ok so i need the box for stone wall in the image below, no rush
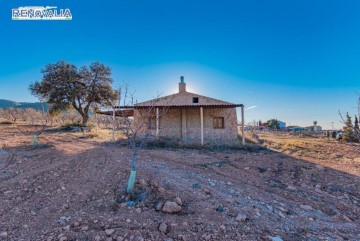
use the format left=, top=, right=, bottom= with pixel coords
left=133, top=107, right=238, bottom=143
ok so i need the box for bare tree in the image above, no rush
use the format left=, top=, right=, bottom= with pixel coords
left=5, top=108, right=18, bottom=123
left=110, top=84, right=172, bottom=193
left=338, top=110, right=359, bottom=142
left=31, top=100, right=51, bottom=145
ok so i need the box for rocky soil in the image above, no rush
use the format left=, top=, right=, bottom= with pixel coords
left=0, top=125, right=359, bottom=240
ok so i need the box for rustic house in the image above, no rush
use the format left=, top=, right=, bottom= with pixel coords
left=130, top=76, right=244, bottom=144
left=100, top=76, right=245, bottom=145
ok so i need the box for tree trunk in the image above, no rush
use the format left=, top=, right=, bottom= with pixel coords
left=82, top=114, right=89, bottom=125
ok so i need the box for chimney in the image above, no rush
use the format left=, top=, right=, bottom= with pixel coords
left=179, top=76, right=186, bottom=93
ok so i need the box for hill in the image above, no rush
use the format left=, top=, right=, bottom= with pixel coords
left=0, top=99, right=48, bottom=111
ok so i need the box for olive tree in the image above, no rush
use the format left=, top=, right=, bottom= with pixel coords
left=29, top=61, right=118, bottom=125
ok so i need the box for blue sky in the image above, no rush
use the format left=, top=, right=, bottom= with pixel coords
left=1, top=0, right=360, bottom=129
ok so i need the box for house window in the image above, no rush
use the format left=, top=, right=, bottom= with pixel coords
left=192, top=97, right=199, bottom=103
left=148, top=117, right=157, bottom=129
left=213, top=117, right=225, bottom=129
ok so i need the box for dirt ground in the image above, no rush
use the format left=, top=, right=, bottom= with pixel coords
left=0, top=124, right=359, bottom=241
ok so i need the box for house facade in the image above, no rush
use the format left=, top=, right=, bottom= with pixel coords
left=133, top=77, right=243, bottom=144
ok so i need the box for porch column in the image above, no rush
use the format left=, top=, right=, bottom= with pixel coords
left=156, top=107, right=159, bottom=137
left=241, top=105, right=245, bottom=145
left=181, top=109, right=187, bottom=140
left=200, top=107, right=204, bottom=145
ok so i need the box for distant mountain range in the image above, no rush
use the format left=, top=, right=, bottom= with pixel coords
left=0, top=99, right=49, bottom=111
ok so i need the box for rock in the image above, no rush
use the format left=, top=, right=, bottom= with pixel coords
left=343, top=215, right=353, bottom=222
left=175, top=197, right=182, bottom=206
left=139, top=179, right=146, bottom=186
left=192, top=182, right=200, bottom=189
left=204, top=234, right=212, bottom=240
left=126, top=201, right=136, bottom=207
left=315, top=184, right=322, bottom=193
left=235, top=213, right=247, bottom=222
left=266, top=205, right=274, bottom=212
left=56, top=216, right=71, bottom=224
left=300, top=204, right=313, bottom=211
left=162, top=201, right=182, bottom=213
left=135, top=235, right=144, bottom=241
left=216, top=206, right=224, bottom=213
left=81, top=225, right=89, bottom=231
left=126, top=219, right=131, bottom=223
left=310, top=227, right=317, bottom=232
left=287, top=185, right=297, bottom=190
left=62, top=225, right=70, bottom=231
left=278, top=211, right=286, bottom=219
left=59, top=236, right=67, bottom=241
left=0, top=232, right=8, bottom=238
left=116, top=237, right=124, bottom=241
left=159, top=222, right=168, bottom=234
left=105, top=229, right=115, bottom=236
left=277, top=206, right=288, bottom=213
left=265, top=236, right=283, bottom=241
left=315, top=165, right=325, bottom=171
left=94, top=235, right=101, bottom=241
left=155, top=201, right=164, bottom=211
left=220, top=224, right=226, bottom=231
left=204, top=189, right=211, bottom=194
left=73, top=222, right=80, bottom=227
left=158, top=187, right=166, bottom=193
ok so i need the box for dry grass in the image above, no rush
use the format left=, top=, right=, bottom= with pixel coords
left=254, top=131, right=360, bottom=176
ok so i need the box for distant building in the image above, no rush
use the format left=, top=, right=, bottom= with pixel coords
left=278, top=121, right=286, bottom=129
left=305, top=125, right=322, bottom=132
left=286, top=126, right=305, bottom=132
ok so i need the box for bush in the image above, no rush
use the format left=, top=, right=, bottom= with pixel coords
left=61, top=121, right=87, bottom=128
left=143, top=137, right=265, bottom=152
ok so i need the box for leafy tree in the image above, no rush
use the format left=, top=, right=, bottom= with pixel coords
left=29, top=61, right=118, bottom=125
left=265, top=119, right=280, bottom=129
left=343, top=112, right=354, bottom=142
